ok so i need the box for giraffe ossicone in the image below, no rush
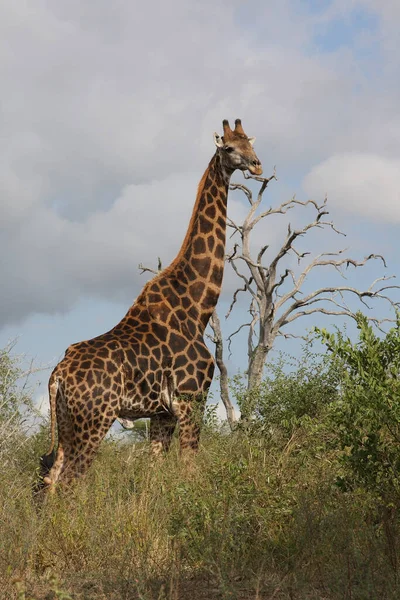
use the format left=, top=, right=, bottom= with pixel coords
left=39, top=119, right=262, bottom=492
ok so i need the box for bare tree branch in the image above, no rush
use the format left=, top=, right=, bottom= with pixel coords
left=220, top=170, right=400, bottom=393
left=229, top=183, right=253, bottom=205
left=275, top=253, right=391, bottom=313
left=225, top=279, right=253, bottom=320
left=248, top=297, right=259, bottom=361
left=138, top=257, right=163, bottom=276
left=227, top=322, right=252, bottom=357
left=208, top=311, right=237, bottom=429
left=229, top=258, right=258, bottom=303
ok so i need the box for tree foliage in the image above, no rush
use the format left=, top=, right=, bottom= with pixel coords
left=0, top=343, right=25, bottom=420
left=316, top=314, right=400, bottom=504
left=0, top=343, right=40, bottom=466
left=232, top=342, right=340, bottom=437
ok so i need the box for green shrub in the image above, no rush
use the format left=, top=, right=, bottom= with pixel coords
left=232, top=342, right=340, bottom=440
left=0, top=343, right=39, bottom=472
left=316, top=313, right=400, bottom=505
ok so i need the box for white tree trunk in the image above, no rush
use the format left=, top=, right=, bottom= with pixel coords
left=209, top=311, right=237, bottom=428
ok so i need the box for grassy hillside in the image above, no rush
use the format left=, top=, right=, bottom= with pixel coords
left=1, top=426, right=399, bottom=599
left=1, top=327, right=399, bottom=599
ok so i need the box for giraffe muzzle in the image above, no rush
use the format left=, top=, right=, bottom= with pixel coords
left=248, top=160, right=263, bottom=176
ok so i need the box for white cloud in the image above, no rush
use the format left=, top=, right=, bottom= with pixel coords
left=0, top=171, right=198, bottom=325
left=1, top=0, right=400, bottom=330
left=303, top=153, right=400, bottom=222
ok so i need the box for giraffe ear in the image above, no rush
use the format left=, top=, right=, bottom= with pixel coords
left=248, top=137, right=256, bottom=146
left=213, top=133, right=224, bottom=148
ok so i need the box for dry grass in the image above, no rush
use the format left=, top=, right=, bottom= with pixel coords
left=1, top=427, right=399, bottom=600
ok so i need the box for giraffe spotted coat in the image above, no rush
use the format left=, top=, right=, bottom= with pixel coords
left=40, top=119, right=262, bottom=491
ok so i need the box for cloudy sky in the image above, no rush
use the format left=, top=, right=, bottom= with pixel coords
left=1, top=0, right=400, bottom=413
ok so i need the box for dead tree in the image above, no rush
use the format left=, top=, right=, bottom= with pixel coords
left=208, top=311, right=237, bottom=428
left=222, top=171, right=400, bottom=394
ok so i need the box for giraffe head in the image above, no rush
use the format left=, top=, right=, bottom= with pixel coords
left=213, top=119, right=263, bottom=176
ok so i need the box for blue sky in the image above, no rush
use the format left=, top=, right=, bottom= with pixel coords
left=1, top=0, right=400, bottom=418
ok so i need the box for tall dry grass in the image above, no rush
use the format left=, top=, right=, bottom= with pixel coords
left=1, top=423, right=399, bottom=600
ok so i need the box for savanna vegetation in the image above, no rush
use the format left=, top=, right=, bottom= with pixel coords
left=1, top=314, right=399, bottom=599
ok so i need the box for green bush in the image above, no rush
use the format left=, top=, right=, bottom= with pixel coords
left=232, top=342, right=340, bottom=440
left=0, top=343, right=28, bottom=420
left=0, top=344, right=38, bottom=469
left=316, top=313, right=400, bottom=505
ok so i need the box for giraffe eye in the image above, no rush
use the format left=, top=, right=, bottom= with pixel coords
left=224, top=146, right=234, bottom=153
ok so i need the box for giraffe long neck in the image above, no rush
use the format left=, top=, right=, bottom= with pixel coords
left=141, top=152, right=231, bottom=332
left=169, top=153, right=230, bottom=328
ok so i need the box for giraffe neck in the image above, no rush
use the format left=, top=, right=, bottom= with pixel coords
left=140, top=152, right=231, bottom=332
left=168, top=152, right=230, bottom=328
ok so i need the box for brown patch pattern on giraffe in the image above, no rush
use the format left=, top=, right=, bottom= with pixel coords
left=39, top=119, right=262, bottom=492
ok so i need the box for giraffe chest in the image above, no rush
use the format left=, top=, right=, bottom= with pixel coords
left=119, top=363, right=167, bottom=417
left=118, top=333, right=214, bottom=418
left=57, top=308, right=214, bottom=422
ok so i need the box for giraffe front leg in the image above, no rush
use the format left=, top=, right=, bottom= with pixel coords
left=174, top=394, right=207, bottom=452
left=150, top=414, right=178, bottom=455
left=43, top=445, right=65, bottom=494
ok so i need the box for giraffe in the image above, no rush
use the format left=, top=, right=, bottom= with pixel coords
left=40, top=119, right=262, bottom=491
